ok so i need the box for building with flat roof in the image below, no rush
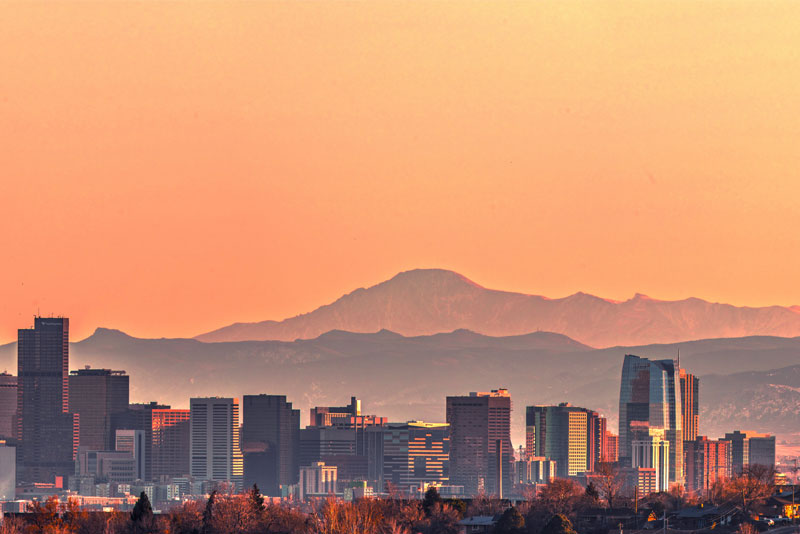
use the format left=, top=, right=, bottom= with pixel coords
left=151, top=409, right=190, bottom=481
left=680, top=369, right=699, bottom=442
left=685, top=436, right=732, bottom=494
left=69, top=368, right=129, bottom=452
left=190, top=397, right=243, bottom=490
left=447, top=389, right=512, bottom=497
left=526, top=403, right=596, bottom=478
left=17, top=317, right=78, bottom=483
left=241, top=395, right=298, bottom=496
left=115, top=429, right=146, bottom=481
left=724, top=431, right=775, bottom=473
left=367, top=421, right=450, bottom=493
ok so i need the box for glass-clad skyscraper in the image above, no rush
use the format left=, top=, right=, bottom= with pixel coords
left=619, top=354, right=683, bottom=486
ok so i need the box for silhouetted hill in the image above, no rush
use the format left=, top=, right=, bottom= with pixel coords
left=195, top=269, right=800, bottom=347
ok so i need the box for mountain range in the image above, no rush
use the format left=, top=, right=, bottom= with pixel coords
left=196, top=269, right=800, bottom=347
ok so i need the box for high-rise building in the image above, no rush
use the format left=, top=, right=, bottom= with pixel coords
left=680, top=369, right=699, bottom=442
left=619, top=354, right=684, bottom=485
left=604, top=431, right=619, bottom=463
left=526, top=403, right=592, bottom=478
left=190, top=398, right=243, bottom=490
left=446, top=389, right=512, bottom=497
left=16, top=317, right=78, bottom=483
left=151, top=409, right=190, bottom=481
left=587, top=411, right=607, bottom=472
left=724, top=431, right=775, bottom=473
left=69, top=368, right=129, bottom=451
left=685, top=436, right=732, bottom=494
left=112, top=401, right=170, bottom=481
left=241, top=395, right=299, bottom=496
left=368, top=421, right=450, bottom=493
left=115, top=429, right=146, bottom=481
left=0, top=373, right=17, bottom=440
left=631, top=427, right=670, bottom=493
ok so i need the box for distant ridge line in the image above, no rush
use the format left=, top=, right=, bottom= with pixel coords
left=193, top=268, right=800, bottom=347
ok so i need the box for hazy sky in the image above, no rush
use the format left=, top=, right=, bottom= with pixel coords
left=2, top=1, right=799, bottom=343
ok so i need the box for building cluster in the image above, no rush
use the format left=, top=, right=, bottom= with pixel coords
left=0, top=317, right=779, bottom=512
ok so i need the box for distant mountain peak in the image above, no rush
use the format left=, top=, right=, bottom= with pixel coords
left=195, top=268, right=800, bottom=347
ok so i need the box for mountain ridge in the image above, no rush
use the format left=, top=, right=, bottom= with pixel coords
left=195, top=268, right=800, bottom=347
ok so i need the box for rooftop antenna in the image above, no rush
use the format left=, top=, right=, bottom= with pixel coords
left=677, top=348, right=681, bottom=370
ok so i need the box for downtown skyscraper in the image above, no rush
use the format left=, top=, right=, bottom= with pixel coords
left=241, top=395, right=300, bottom=496
left=69, top=368, right=129, bottom=451
left=190, top=397, right=243, bottom=490
left=16, top=317, right=78, bottom=483
left=619, top=354, right=684, bottom=486
left=446, top=389, right=512, bottom=498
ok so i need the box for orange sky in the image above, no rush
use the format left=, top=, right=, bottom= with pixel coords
left=2, top=1, right=799, bottom=343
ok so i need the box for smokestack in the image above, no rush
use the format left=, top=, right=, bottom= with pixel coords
left=496, top=438, right=503, bottom=500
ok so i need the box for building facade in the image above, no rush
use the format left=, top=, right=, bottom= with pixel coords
left=17, top=317, right=78, bottom=483
left=684, top=436, right=732, bottom=494
left=151, top=409, right=190, bottom=481
left=446, top=389, right=512, bottom=497
left=298, top=462, right=337, bottom=500
left=526, top=403, right=594, bottom=478
left=190, top=397, right=243, bottom=490
left=69, top=368, right=129, bottom=452
left=115, top=429, right=146, bottom=481
left=0, top=373, right=17, bottom=441
left=680, top=369, right=699, bottom=442
left=631, top=428, right=670, bottom=493
left=241, top=395, right=299, bottom=496
left=372, top=421, right=450, bottom=493
left=619, top=354, right=684, bottom=485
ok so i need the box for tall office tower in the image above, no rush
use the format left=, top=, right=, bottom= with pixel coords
left=631, top=428, right=670, bottom=493
left=619, top=354, right=684, bottom=485
left=446, top=389, right=512, bottom=497
left=241, top=395, right=299, bottom=496
left=369, top=421, right=450, bottom=493
left=587, top=411, right=607, bottom=472
left=684, top=436, right=732, bottom=494
left=112, top=401, right=170, bottom=481
left=680, top=369, right=700, bottom=441
left=115, top=429, right=146, bottom=481
left=309, top=397, right=361, bottom=427
left=151, top=409, right=190, bottom=481
left=0, top=373, right=17, bottom=440
left=725, top=431, right=775, bottom=472
left=69, top=368, right=129, bottom=451
left=190, top=398, right=243, bottom=490
left=526, top=403, right=593, bottom=478
left=604, top=431, right=619, bottom=463
left=16, top=317, right=78, bottom=483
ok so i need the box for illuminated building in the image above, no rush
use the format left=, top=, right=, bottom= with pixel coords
left=151, top=409, right=190, bottom=480
left=190, top=397, right=243, bottom=490
left=619, top=354, right=684, bottom=485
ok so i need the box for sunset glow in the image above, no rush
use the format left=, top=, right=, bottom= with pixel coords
left=2, top=1, right=799, bottom=342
